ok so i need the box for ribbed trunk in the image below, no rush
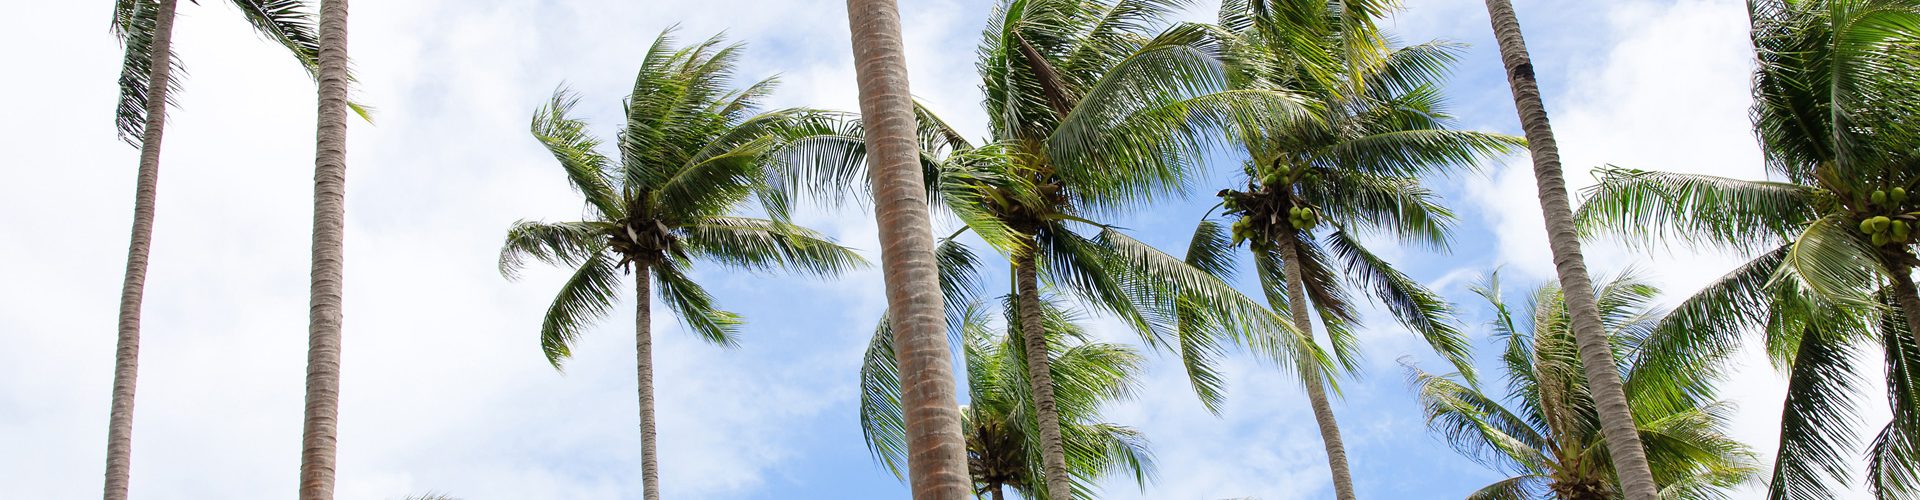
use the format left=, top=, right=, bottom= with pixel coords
left=103, top=1, right=178, bottom=498
left=1890, top=264, right=1920, bottom=354
left=1480, top=2, right=1658, bottom=498
left=989, top=483, right=1007, bottom=500
left=635, top=269, right=661, bottom=500
left=842, top=1, right=973, bottom=498
left=1273, top=235, right=1357, bottom=500
left=298, top=0, right=351, bottom=498
left=1013, top=246, right=1072, bottom=500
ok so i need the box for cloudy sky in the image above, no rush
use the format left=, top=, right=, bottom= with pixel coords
left=0, top=0, right=1888, bottom=498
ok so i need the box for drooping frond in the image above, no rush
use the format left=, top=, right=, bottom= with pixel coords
left=1324, top=228, right=1473, bottom=383
left=532, top=88, right=623, bottom=218
left=537, top=251, right=623, bottom=368
left=498, top=220, right=609, bottom=279
left=677, top=217, right=867, bottom=276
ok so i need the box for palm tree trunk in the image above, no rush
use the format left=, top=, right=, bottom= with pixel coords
left=635, top=269, right=661, bottom=500
left=1272, top=235, right=1357, bottom=500
left=299, top=0, right=351, bottom=498
left=1889, top=264, right=1920, bottom=354
left=1013, top=246, right=1073, bottom=500
left=843, top=1, right=973, bottom=498
left=104, top=1, right=178, bottom=498
left=1481, top=2, right=1658, bottom=498
left=989, top=483, right=1006, bottom=500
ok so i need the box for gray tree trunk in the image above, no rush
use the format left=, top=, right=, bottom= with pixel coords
left=299, top=0, right=351, bottom=497
left=104, top=1, right=179, bottom=498
left=1480, top=1, right=1658, bottom=498
left=842, top=1, right=973, bottom=498
left=1272, top=235, right=1357, bottom=500
left=636, top=269, right=660, bottom=500
left=1014, top=246, right=1073, bottom=500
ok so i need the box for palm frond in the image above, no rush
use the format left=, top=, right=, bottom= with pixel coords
left=537, top=251, right=623, bottom=368
left=1324, top=228, right=1473, bottom=383
left=650, top=259, right=742, bottom=346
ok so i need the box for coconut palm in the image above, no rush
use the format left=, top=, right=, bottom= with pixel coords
left=1478, top=1, right=1662, bottom=496
left=105, top=1, right=332, bottom=498
left=841, top=0, right=977, bottom=494
left=1188, top=3, right=1522, bottom=497
left=777, top=2, right=1309, bottom=497
left=862, top=294, right=1154, bottom=500
left=497, top=32, right=865, bottom=500
left=1574, top=1, right=1920, bottom=497
left=1409, top=272, right=1760, bottom=499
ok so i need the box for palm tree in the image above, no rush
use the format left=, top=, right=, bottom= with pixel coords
left=782, top=2, right=1307, bottom=497
left=841, top=0, right=977, bottom=495
left=1409, top=272, right=1760, bottom=499
left=1574, top=2, right=1920, bottom=496
left=1189, top=3, right=1522, bottom=498
left=1478, top=1, right=1661, bottom=497
left=497, top=32, right=865, bottom=500
left=104, top=2, right=332, bottom=498
left=862, top=296, right=1154, bottom=500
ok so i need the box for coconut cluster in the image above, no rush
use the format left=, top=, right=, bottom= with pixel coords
left=1859, top=187, right=1914, bottom=247
left=1219, top=163, right=1319, bottom=247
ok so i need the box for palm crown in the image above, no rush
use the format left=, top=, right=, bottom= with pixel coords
left=1409, top=272, right=1759, bottom=500
left=861, top=296, right=1153, bottom=500
left=499, top=31, right=866, bottom=365
left=1574, top=1, right=1920, bottom=496
left=1201, top=6, right=1523, bottom=379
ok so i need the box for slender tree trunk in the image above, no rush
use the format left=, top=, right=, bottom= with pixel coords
left=1889, top=263, right=1920, bottom=355
left=989, top=483, right=1006, bottom=500
left=1013, top=246, right=1073, bottom=500
left=103, top=1, right=178, bottom=498
left=1272, top=236, right=1358, bottom=500
left=635, top=269, right=661, bottom=500
left=299, top=0, right=351, bottom=498
left=843, top=1, right=972, bottom=498
left=1481, top=2, right=1657, bottom=498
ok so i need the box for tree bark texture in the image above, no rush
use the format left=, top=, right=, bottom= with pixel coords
left=842, top=1, right=973, bottom=498
left=1481, top=2, right=1659, bottom=497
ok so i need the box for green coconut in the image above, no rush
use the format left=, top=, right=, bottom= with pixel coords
left=1895, top=187, right=1909, bottom=204
left=1874, top=190, right=1889, bottom=206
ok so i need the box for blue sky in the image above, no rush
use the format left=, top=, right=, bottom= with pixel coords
left=0, top=0, right=1886, bottom=498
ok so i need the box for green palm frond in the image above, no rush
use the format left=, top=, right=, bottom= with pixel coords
left=1324, top=228, right=1473, bottom=383
left=677, top=217, right=867, bottom=276
left=536, top=251, right=623, bottom=367
left=1767, top=311, right=1872, bottom=500
left=112, top=0, right=185, bottom=144
left=1775, top=215, right=1886, bottom=308
left=1577, top=167, right=1818, bottom=252
left=532, top=89, right=624, bottom=218
left=650, top=258, right=742, bottom=347
left=1464, top=474, right=1546, bottom=500
left=498, top=220, right=608, bottom=279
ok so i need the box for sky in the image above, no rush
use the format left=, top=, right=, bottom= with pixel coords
left=0, top=0, right=1890, bottom=499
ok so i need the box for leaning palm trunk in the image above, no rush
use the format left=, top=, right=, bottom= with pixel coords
left=1013, top=246, right=1073, bottom=499
left=841, top=0, right=972, bottom=497
left=635, top=269, right=660, bottom=500
left=1272, top=235, right=1357, bottom=500
left=299, top=0, right=352, bottom=498
left=104, top=1, right=178, bottom=498
left=1480, top=1, right=1658, bottom=498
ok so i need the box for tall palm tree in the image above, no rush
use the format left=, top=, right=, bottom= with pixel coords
left=1409, top=272, right=1760, bottom=499
left=1575, top=2, right=1920, bottom=497
left=298, top=0, right=353, bottom=496
left=497, top=32, right=865, bottom=500
left=784, top=2, right=1308, bottom=497
left=104, top=2, right=332, bottom=498
left=862, top=296, right=1154, bottom=500
left=841, top=0, right=977, bottom=496
left=1479, top=1, right=1660, bottom=497
left=1188, top=3, right=1522, bottom=498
